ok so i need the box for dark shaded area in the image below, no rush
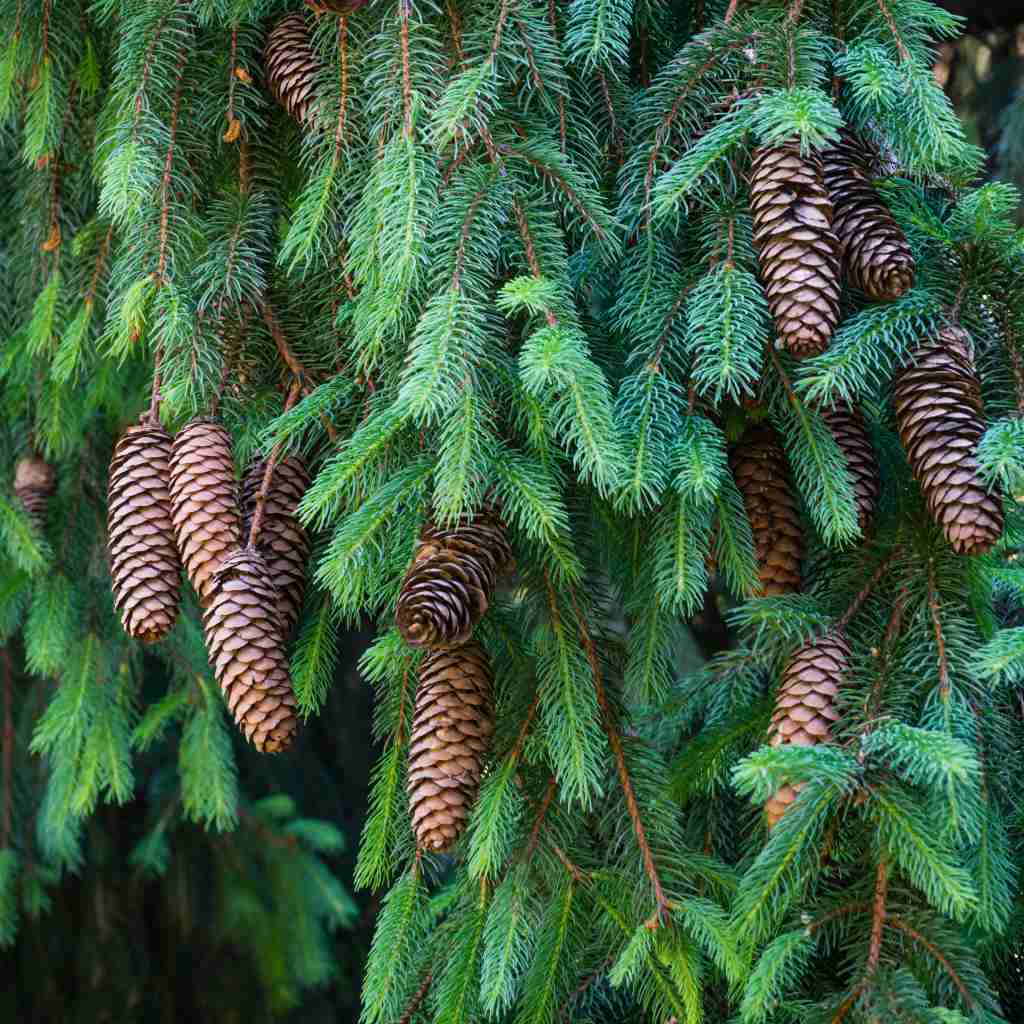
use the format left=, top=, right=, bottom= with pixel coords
left=0, top=627, right=378, bottom=1023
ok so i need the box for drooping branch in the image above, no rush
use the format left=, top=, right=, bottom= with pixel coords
left=560, top=581, right=671, bottom=926
left=246, top=378, right=301, bottom=548
left=926, top=559, right=950, bottom=700
left=866, top=856, right=888, bottom=976
left=1, top=648, right=13, bottom=850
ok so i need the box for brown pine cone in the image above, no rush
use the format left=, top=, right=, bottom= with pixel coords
left=107, top=418, right=182, bottom=643
left=203, top=547, right=298, bottom=753
left=821, top=130, right=915, bottom=302
left=893, top=325, right=1003, bottom=555
left=395, top=508, right=513, bottom=649
left=407, top=643, right=494, bottom=852
left=749, top=142, right=842, bottom=358
left=14, top=454, right=56, bottom=531
left=169, top=419, right=241, bottom=607
left=765, top=629, right=849, bottom=828
left=820, top=402, right=880, bottom=535
left=264, top=13, right=320, bottom=125
left=729, top=425, right=803, bottom=595
left=241, top=457, right=311, bottom=638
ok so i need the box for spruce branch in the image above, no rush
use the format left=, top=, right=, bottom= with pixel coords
left=927, top=559, right=950, bottom=701
left=836, top=549, right=901, bottom=631
left=866, top=856, right=888, bottom=977
left=398, top=971, right=432, bottom=1024
left=156, top=51, right=188, bottom=287
left=875, top=0, right=912, bottom=63
left=885, top=917, right=973, bottom=1008
left=247, top=379, right=302, bottom=548
left=562, top=581, right=670, bottom=927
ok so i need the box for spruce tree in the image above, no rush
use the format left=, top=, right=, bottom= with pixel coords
left=1, top=1, right=1024, bottom=1022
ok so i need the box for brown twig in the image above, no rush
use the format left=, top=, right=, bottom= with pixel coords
left=886, top=917, right=973, bottom=1008
left=865, top=584, right=908, bottom=725
left=247, top=378, right=301, bottom=548
left=866, top=856, right=888, bottom=976
left=400, top=0, right=414, bottom=138
left=557, top=579, right=670, bottom=927
left=84, top=226, right=114, bottom=308
left=546, top=0, right=566, bottom=152
left=525, top=775, right=558, bottom=860
left=875, top=0, right=911, bottom=62
left=513, top=200, right=558, bottom=328
left=398, top=971, right=433, bottom=1024
left=262, top=304, right=307, bottom=383
left=837, top=548, right=901, bottom=631
left=148, top=347, right=164, bottom=422
left=724, top=0, right=740, bottom=22
left=831, top=983, right=865, bottom=1024
left=926, top=559, right=950, bottom=700
left=156, top=52, right=188, bottom=286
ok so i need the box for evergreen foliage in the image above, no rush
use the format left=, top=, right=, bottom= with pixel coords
left=1, top=0, right=1023, bottom=1021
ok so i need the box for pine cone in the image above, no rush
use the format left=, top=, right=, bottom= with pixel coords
left=765, top=629, right=849, bottom=828
left=407, top=643, right=494, bottom=852
left=729, top=425, right=803, bottom=595
left=820, top=402, right=880, bottom=535
left=395, top=508, right=513, bottom=649
left=893, top=325, right=1003, bottom=555
left=241, top=458, right=311, bottom=638
left=203, top=547, right=298, bottom=753
left=750, top=143, right=842, bottom=358
left=821, top=130, right=915, bottom=301
left=264, top=13, right=320, bottom=125
left=14, top=454, right=55, bottom=531
left=107, top=418, right=181, bottom=643
left=169, top=419, right=241, bottom=607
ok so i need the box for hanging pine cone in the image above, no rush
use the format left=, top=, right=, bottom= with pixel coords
left=264, top=13, right=320, bottom=125
left=107, top=418, right=181, bottom=643
left=14, top=454, right=55, bottom=531
left=893, top=325, right=1003, bottom=555
left=749, top=142, right=842, bottom=358
left=407, top=643, right=494, bottom=852
left=821, top=130, right=915, bottom=302
left=729, top=425, right=804, bottom=595
left=820, top=402, right=880, bottom=535
left=203, top=547, right=298, bottom=753
left=765, top=629, right=849, bottom=828
left=395, top=507, right=513, bottom=649
left=169, top=419, right=241, bottom=607
left=241, top=457, right=310, bottom=638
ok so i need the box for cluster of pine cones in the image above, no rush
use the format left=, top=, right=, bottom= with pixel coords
left=395, top=508, right=513, bottom=853
left=742, top=133, right=1004, bottom=825
left=106, top=414, right=310, bottom=754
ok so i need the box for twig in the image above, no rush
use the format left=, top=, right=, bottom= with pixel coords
left=559, top=580, right=670, bottom=927
left=866, top=857, right=888, bottom=976
left=724, top=0, right=740, bottom=22
left=787, top=0, right=805, bottom=22
left=246, top=378, right=301, bottom=548
left=886, top=917, right=973, bottom=1008
left=926, top=559, right=950, bottom=700
left=157, top=50, right=188, bottom=286
left=262, top=304, right=307, bottom=384
left=875, top=0, right=911, bottom=62
left=831, top=983, right=865, bottom=1024
left=836, top=548, right=900, bottom=631
left=524, top=776, right=558, bottom=860
left=400, top=0, right=414, bottom=139
left=398, top=971, right=433, bottom=1024
left=513, top=200, right=558, bottom=328
left=148, top=346, right=164, bottom=422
